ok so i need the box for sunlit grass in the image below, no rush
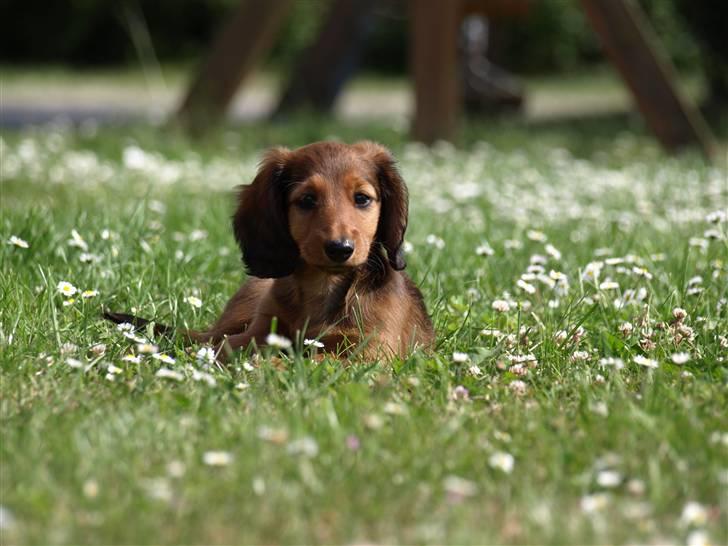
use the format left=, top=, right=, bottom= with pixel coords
left=1, top=122, right=726, bottom=545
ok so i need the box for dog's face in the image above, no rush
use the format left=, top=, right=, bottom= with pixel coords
left=234, top=141, right=408, bottom=278
left=286, top=155, right=381, bottom=271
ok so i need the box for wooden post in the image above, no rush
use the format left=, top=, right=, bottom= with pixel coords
left=410, top=0, right=462, bottom=143
left=273, top=0, right=377, bottom=117
left=176, top=0, right=292, bottom=133
left=580, top=0, right=714, bottom=157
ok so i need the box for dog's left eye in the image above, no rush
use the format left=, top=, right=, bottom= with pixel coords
left=354, top=193, right=372, bottom=207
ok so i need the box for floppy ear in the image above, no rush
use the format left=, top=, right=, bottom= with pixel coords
left=232, top=147, right=299, bottom=278
left=355, top=141, right=408, bottom=270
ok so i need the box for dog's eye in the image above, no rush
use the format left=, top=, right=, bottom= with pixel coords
left=297, top=194, right=317, bottom=210
left=354, top=193, right=372, bottom=208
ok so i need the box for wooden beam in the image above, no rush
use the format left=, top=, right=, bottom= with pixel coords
left=273, top=0, right=377, bottom=118
left=580, top=0, right=714, bottom=157
left=410, top=0, right=462, bottom=144
left=176, top=0, right=293, bottom=133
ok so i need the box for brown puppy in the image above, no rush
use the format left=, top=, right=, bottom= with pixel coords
left=106, top=141, right=434, bottom=360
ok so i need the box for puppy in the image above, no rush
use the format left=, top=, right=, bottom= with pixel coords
left=106, top=141, right=434, bottom=360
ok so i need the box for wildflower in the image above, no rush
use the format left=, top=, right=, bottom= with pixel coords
left=137, top=343, right=159, bottom=354
left=480, top=328, right=503, bottom=338
left=626, top=479, right=645, bottom=496
left=451, top=385, right=469, bottom=401
left=488, top=451, right=515, bottom=474
left=680, top=502, right=708, bottom=526
left=363, top=413, right=384, bottom=430
left=8, top=235, right=29, bottom=248
left=402, top=241, right=414, bottom=254
left=582, top=261, right=603, bottom=283
left=62, top=299, right=75, bottom=307
left=122, top=354, right=141, bottom=364
left=152, top=353, right=176, bottom=365
left=107, top=364, right=122, bottom=374
left=303, top=338, right=325, bottom=348
left=672, top=307, right=688, bottom=321
left=545, top=243, right=561, bottom=260
left=706, top=209, right=727, bottom=224
left=598, top=357, right=625, bottom=370
left=57, top=281, right=77, bottom=297
left=570, top=350, right=590, bottom=362
left=526, top=230, right=547, bottom=242
left=508, top=380, right=527, bottom=396
left=202, top=451, right=233, bottom=466
left=631, top=266, right=653, bottom=279
left=681, top=370, right=694, bottom=379
left=687, top=530, right=711, bottom=546
left=504, top=239, right=523, bottom=250
left=78, top=253, right=100, bottom=263
left=580, top=493, right=609, bottom=514
left=287, top=437, right=319, bottom=457
left=491, top=300, right=511, bottom=313
left=61, top=342, right=78, bottom=355
left=191, top=369, right=216, bottom=387
left=425, top=234, right=445, bottom=249
left=116, top=322, right=134, bottom=332
left=184, top=295, right=202, bottom=308
left=633, top=355, right=658, bottom=369
left=599, top=280, right=619, bottom=290
left=452, top=352, right=469, bottom=363
left=468, top=364, right=482, bottom=376
left=554, top=330, right=568, bottom=344
left=596, top=470, right=622, bottom=488
left=89, top=343, right=106, bottom=356
left=81, top=289, right=99, bottom=298
left=258, top=426, right=289, bottom=444
left=189, top=229, right=208, bottom=241
left=67, top=229, right=88, bottom=251
left=475, top=242, right=494, bottom=256
left=155, top=367, right=183, bottom=381
left=689, top=237, right=709, bottom=251
left=671, top=352, right=690, bottom=365
left=516, top=279, right=536, bottom=294
left=265, top=333, right=292, bottom=349
left=196, top=347, right=216, bottom=365
left=619, top=322, right=633, bottom=337
left=66, top=358, right=83, bottom=369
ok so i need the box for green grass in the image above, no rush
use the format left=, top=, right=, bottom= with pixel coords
left=1, top=120, right=726, bottom=545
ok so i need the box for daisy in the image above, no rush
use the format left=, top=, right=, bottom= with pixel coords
left=671, top=352, right=691, bottom=364
left=192, top=369, right=217, bottom=387
left=599, top=280, right=620, bottom=290
left=81, top=289, right=99, bottom=298
left=155, top=367, right=183, bottom=381
left=202, top=451, right=233, bottom=466
left=57, top=281, right=77, bottom=297
left=303, top=338, right=325, bottom=348
left=7, top=235, right=29, bottom=249
left=152, top=353, right=176, bottom=365
left=121, top=354, right=142, bottom=364
left=265, top=333, right=292, bottom=349
left=137, top=343, right=159, bottom=354
left=633, top=355, right=658, bottom=369
left=598, top=357, right=625, bottom=370
left=475, top=242, right=494, bottom=256
left=488, top=451, right=515, bottom=474
left=184, top=296, right=202, bottom=309
left=491, top=299, right=510, bottom=312
left=516, top=279, right=536, bottom=294
left=196, top=347, right=216, bottom=365
left=452, top=352, right=469, bottom=363
left=67, top=229, right=88, bottom=251
left=596, top=470, right=622, bottom=488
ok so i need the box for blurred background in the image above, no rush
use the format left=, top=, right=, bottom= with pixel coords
left=0, top=0, right=726, bottom=150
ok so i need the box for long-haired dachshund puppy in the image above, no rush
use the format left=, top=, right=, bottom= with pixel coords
left=106, top=141, right=434, bottom=360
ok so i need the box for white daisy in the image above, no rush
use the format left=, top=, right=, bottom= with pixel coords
left=265, top=333, right=292, bottom=349
left=8, top=235, right=29, bottom=249
left=57, top=281, right=77, bottom=297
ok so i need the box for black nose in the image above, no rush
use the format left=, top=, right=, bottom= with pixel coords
left=324, top=239, right=355, bottom=263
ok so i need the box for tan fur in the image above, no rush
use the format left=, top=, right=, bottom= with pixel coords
left=107, top=141, right=434, bottom=361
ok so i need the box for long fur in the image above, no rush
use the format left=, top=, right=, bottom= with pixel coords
left=105, top=141, right=434, bottom=361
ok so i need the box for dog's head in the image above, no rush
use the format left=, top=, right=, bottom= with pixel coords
left=233, top=141, right=408, bottom=279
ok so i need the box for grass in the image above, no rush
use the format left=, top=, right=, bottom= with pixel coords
left=1, top=118, right=727, bottom=545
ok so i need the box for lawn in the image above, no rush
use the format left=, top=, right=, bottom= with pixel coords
left=1, top=118, right=726, bottom=545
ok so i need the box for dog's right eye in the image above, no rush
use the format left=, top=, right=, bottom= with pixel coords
left=296, top=194, right=317, bottom=210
